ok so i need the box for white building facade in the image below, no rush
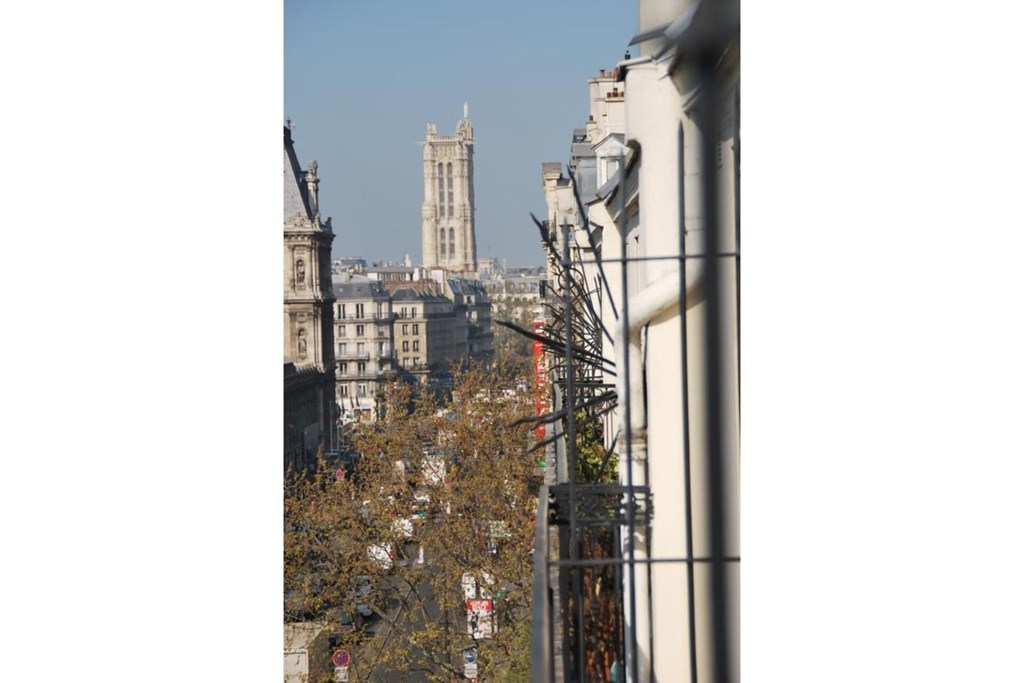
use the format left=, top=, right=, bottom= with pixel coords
left=532, top=1, right=740, bottom=680
left=333, top=274, right=396, bottom=422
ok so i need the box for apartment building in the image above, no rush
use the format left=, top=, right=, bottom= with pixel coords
left=532, top=1, right=740, bottom=680
left=333, top=274, right=396, bottom=422
left=388, top=284, right=458, bottom=382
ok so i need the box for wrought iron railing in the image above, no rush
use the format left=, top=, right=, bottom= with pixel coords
left=530, top=2, right=739, bottom=681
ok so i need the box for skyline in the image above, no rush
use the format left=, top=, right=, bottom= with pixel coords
left=284, top=0, right=637, bottom=267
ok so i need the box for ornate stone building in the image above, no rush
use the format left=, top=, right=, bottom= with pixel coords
left=421, top=104, right=477, bottom=273
left=284, top=125, right=336, bottom=459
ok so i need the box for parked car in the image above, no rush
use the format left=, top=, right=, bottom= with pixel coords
left=367, top=543, right=394, bottom=571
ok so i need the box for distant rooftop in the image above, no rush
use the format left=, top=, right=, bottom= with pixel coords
left=334, top=274, right=390, bottom=300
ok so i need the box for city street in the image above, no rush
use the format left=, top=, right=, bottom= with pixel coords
left=352, top=567, right=455, bottom=683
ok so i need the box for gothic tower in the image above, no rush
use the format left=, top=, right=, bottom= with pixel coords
left=421, top=104, right=477, bottom=273
left=283, top=125, right=336, bottom=448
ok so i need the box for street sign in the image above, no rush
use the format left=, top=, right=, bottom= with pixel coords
left=463, top=648, right=477, bottom=664
left=466, top=599, right=493, bottom=612
left=334, top=667, right=349, bottom=682
left=466, top=599, right=494, bottom=639
left=464, top=661, right=478, bottom=678
left=332, top=649, right=350, bottom=668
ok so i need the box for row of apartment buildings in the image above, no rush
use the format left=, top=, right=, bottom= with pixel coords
left=332, top=272, right=494, bottom=421
left=533, top=0, right=740, bottom=681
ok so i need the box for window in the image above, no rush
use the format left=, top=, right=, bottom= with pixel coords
left=340, top=362, right=348, bottom=376
left=356, top=325, right=364, bottom=336
left=413, top=357, right=420, bottom=367
left=604, top=158, right=620, bottom=183
left=413, top=324, right=419, bottom=335
left=338, top=325, right=345, bottom=337
left=401, top=307, right=407, bottom=318
left=411, top=307, right=417, bottom=317
left=438, top=163, right=445, bottom=216
left=402, top=324, right=408, bottom=335
left=402, top=341, right=409, bottom=352
left=378, top=342, right=385, bottom=355
left=439, top=229, right=446, bottom=259
left=340, top=304, right=346, bottom=320
left=449, top=228, right=455, bottom=257
left=378, top=326, right=387, bottom=337
left=358, top=383, right=367, bottom=397
left=356, top=342, right=365, bottom=356
left=339, top=343, right=348, bottom=356
left=356, top=303, right=364, bottom=318
left=340, top=384, right=349, bottom=397
left=413, top=340, right=419, bottom=352
left=446, top=163, right=454, bottom=217
left=357, top=361, right=366, bottom=375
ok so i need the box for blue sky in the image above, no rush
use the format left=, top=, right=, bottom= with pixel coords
left=285, top=0, right=637, bottom=267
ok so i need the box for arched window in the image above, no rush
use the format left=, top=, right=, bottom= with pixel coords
left=439, top=228, right=446, bottom=260
left=437, top=163, right=445, bottom=216
left=449, top=228, right=455, bottom=257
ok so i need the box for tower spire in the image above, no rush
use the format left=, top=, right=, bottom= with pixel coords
left=463, top=101, right=469, bottom=119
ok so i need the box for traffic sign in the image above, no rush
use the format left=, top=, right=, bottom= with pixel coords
left=463, top=648, right=477, bottom=664
left=332, top=649, right=350, bottom=667
left=466, top=599, right=492, bottom=612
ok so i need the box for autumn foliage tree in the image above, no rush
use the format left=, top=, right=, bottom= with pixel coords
left=285, top=358, right=541, bottom=682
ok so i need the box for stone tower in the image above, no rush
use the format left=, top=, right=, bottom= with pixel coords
left=283, top=125, right=336, bottom=445
left=421, top=103, right=477, bottom=273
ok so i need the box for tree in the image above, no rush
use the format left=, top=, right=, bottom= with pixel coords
left=491, top=296, right=535, bottom=378
left=285, top=358, right=542, bottom=682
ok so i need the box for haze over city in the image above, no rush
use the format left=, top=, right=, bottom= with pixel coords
left=284, top=0, right=636, bottom=267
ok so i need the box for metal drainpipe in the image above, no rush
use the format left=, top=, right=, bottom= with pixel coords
left=696, top=50, right=733, bottom=683
left=612, top=193, right=706, bottom=683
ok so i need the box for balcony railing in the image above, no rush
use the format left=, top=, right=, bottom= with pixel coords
left=336, top=312, right=396, bottom=322
left=336, top=352, right=371, bottom=361
left=338, top=371, right=384, bottom=380
left=532, top=484, right=651, bottom=683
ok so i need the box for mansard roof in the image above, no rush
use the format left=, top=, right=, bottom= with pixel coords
left=283, top=126, right=312, bottom=223
left=333, top=273, right=391, bottom=300
left=389, top=283, right=450, bottom=303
